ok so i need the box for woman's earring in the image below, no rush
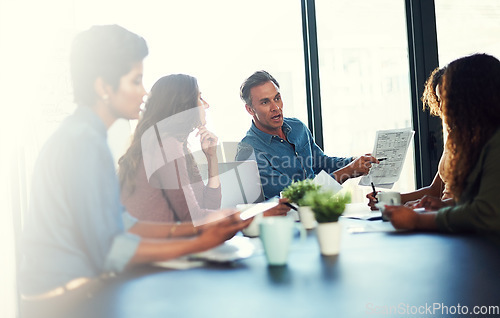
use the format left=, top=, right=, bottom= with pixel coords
left=102, top=94, right=109, bottom=104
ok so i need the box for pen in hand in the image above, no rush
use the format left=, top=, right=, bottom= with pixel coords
left=269, top=195, right=299, bottom=211
left=270, top=196, right=298, bottom=211
left=283, top=202, right=298, bottom=211
left=371, top=182, right=378, bottom=203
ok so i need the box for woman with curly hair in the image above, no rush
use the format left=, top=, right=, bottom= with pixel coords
left=367, top=66, right=451, bottom=209
left=384, top=53, right=500, bottom=245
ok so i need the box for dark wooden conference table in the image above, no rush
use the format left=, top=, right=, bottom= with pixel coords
left=74, top=218, right=500, bottom=318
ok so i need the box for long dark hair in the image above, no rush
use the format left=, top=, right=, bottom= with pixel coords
left=70, top=24, right=148, bottom=107
left=118, top=74, right=200, bottom=192
left=441, top=53, right=500, bottom=199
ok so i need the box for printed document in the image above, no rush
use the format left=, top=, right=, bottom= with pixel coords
left=359, top=128, right=414, bottom=188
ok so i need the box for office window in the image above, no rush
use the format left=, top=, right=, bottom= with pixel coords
left=8, top=0, right=307, bottom=165
left=435, top=0, right=500, bottom=65
left=133, top=0, right=307, bottom=146
left=72, top=0, right=307, bottom=157
left=73, top=0, right=308, bottom=165
left=315, top=0, right=415, bottom=202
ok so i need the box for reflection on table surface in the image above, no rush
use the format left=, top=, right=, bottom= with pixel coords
left=75, top=218, right=500, bottom=318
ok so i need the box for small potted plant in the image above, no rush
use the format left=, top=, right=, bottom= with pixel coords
left=281, top=179, right=321, bottom=229
left=302, top=190, right=351, bottom=255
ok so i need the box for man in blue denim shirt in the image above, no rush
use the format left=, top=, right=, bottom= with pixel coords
left=235, top=71, right=377, bottom=199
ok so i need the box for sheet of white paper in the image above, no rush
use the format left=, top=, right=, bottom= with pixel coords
left=346, top=222, right=399, bottom=234
left=359, top=128, right=414, bottom=187
left=341, top=203, right=382, bottom=220
left=313, top=170, right=343, bottom=194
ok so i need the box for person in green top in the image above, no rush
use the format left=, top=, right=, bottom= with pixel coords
left=384, top=53, right=500, bottom=245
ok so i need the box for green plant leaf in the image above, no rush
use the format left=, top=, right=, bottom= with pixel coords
left=281, top=179, right=322, bottom=206
left=302, top=190, right=351, bottom=223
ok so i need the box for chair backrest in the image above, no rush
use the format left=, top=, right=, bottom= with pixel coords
left=220, top=141, right=240, bottom=162
left=190, top=141, right=241, bottom=164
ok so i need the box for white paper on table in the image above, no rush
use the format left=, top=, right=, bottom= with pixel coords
left=359, top=128, right=414, bottom=187
left=341, top=203, right=381, bottom=220
left=346, top=222, right=399, bottom=234
left=313, top=170, right=343, bottom=194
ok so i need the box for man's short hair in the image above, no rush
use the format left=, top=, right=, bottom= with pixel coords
left=70, top=24, right=149, bottom=106
left=240, top=70, right=280, bottom=106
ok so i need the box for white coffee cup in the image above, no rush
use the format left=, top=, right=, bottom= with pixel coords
left=376, top=191, right=401, bottom=221
left=259, top=216, right=305, bottom=266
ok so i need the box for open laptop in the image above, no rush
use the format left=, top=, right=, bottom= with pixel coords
left=197, top=160, right=265, bottom=209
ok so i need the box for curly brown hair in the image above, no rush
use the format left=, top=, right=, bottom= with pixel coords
left=441, top=53, right=500, bottom=200
left=421, top=66, right=446, bottom=117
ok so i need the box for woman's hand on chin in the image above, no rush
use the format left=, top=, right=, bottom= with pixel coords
left=197, top=125, right=218, bottom=158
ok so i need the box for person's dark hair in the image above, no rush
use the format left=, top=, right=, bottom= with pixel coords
left=441, top=53, right=500, bottom=199
left=422, top=66, right=447, bottom=117
left=240, top=70, right=280, bottom=106
left=118, top=74, right=200, bottom=193
left=70, top=24, right=148, bottom=106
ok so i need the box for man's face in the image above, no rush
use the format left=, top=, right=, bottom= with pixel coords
left=245, top=81, right=284, bottom=134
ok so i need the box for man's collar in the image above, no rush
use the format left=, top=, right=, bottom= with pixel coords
left=249, top=119, right=291, bottom=145
left=282, top=120, right=292, bottom=136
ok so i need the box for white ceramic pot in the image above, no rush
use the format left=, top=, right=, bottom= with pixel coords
left=316, top=222, right=341, bottom=255
left=298, top=206, right=317, bottom=230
